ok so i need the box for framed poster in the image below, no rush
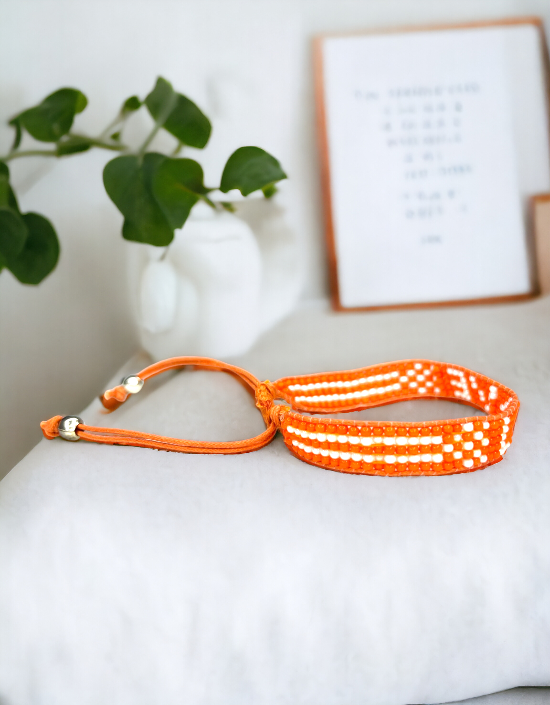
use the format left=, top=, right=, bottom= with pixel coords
left=314, top=18, right=550, bottom=311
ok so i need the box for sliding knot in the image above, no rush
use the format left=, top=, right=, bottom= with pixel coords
left=255, top=380, right=278, bottom=425
left=40, top=415, right=63, bottom=440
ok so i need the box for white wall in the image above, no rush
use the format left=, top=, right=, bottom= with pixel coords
left=1, top=0, right=549, bottom=478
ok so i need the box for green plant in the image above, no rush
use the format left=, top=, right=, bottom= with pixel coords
left=0, top=77, right=287, bottom=285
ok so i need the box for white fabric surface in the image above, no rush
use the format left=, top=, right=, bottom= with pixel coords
left=1, top=296, right=550, bottom=705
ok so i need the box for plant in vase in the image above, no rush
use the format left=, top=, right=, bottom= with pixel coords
left=0, top=77, right=291, bottom=358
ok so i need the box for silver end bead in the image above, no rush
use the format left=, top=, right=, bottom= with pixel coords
left=121, top=375, right=144, bottom=395
left=58, top=416, right=83, bottom=442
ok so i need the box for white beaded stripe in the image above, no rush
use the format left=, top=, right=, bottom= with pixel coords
left=287, top=367, right=511, bottom=413
left=287, top=427, right=447, bottom=444
left=293, top=383, right=401, bottom=404
left=287, top=367, right=512, bottom=419
left=285, top=426, right=495, bottom=448
left=287, top=365, right=438, bottom=395
left=291, top=440, right=488, bottom=468
left=287, top=371, right=400, bottom=392
left=292, top=388, right=510, bottom=409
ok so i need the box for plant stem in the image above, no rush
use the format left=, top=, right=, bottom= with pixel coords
left=91, top=141, right=126, bottom=152
left=1, top=149, right=57, bottom=161
left=137, top=122, right=163, bottom=157
left=70, top=134, right=127, bottom=152
left=98, top=112, right=125, bottom=141
left=171, top=141, right=183, bottom=156
left=0, top=136, right=127, bottom=163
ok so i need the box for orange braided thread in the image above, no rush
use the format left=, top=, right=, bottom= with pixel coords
left=40, top=357, right=519, bottom=477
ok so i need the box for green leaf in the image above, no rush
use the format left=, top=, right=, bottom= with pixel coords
left=0, top=162, right=12, bottom=209
left=220, top=201, right=236, bottom=213
left=103, top=154, right=174, bottom=247
left=0, top=209, right=28, bottom=259
left=220, top=146, right=287, bottom=196
left=141, top=151, right=167, bottom=186
left=0, top=161, right=21, bottom=213
left=8, top=117, right=22, bottom=151
left=6, top=212, right=59, bottom=284
left=145, top=77, right=177, bottom=126
left=122, top=95, right=142, bottom=113
left=152, top=158, right=210, bottom=229
left=145, top=77, right=211, bottom=149
left=56, top=135, right=93, bottom=156
left=110, top=131, right=121, bottom=141
left=15, top=88, right=88, bottom=142
left=74, top=92, right=87, bottom=114
left=164, top=94, right=211, bottom=149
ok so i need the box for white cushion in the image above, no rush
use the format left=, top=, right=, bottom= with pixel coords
left=1, top=297, right=550, bottom=705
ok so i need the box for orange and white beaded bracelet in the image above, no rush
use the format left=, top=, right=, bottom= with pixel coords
left=40, top=357, right=519, bottom=477
left=276, top=359, right=518, bottom=476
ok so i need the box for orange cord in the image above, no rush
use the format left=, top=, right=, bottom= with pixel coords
left=40, top=357, right=519, bottom=477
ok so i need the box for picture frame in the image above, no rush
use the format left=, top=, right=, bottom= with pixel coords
left=314, top=17, right=550, bottom=311
left=531, top=192, right=550, bottom=294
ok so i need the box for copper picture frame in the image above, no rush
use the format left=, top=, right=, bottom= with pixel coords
left=314, top=17, right=550, bottom=312
left=531, top=192, right=550, bottom=294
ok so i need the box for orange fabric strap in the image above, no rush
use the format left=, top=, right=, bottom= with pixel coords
left=41, top=357, right=520, bottom=477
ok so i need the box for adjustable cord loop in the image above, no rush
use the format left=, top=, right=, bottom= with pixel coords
left=42, top=356, right=284, bottom=456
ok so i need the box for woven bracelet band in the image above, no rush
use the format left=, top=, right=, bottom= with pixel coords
left=40, top=357, right=519, bottom=477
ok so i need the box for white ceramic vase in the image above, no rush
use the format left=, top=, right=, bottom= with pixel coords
left=127, top=199, right=301, bottom=361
